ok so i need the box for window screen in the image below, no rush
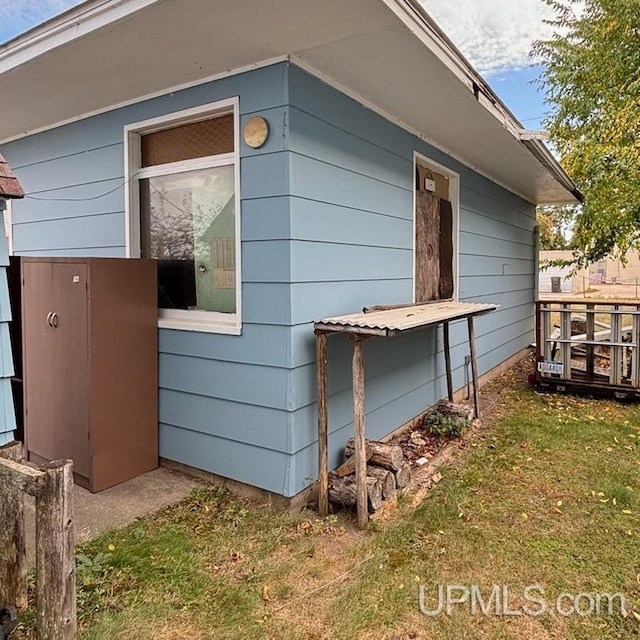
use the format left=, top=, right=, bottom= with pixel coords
left=141, top=114, right=234, bottom=167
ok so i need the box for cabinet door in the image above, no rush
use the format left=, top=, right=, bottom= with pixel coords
left=51, top=262, right=90, bottom=477
left=24, top=262, right=90, bottom=478
left=23, top=261, right=56, bottom=462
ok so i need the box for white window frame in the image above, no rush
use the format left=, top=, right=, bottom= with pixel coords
left=124, top=98, right=242, bottom=335
left=412, top=151, right=460, bottom=302
left=3, top=199, right=13, bottom=255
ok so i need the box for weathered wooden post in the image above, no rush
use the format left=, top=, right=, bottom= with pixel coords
left=467, top=316, right=480, bottom=419
left=36, top=460, right=76, bottom=640
left=0, top=442, right=27, bottom=610
left=316, top=331, right=329, bottom=517
left=351, top=335, right=368, bottom=529
left=443, top=321, right=453, bottom=402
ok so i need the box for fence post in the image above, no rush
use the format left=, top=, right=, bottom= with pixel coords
left=0, top=442, right=27, bottom=610
left=36, top=460, right=76, bottom=640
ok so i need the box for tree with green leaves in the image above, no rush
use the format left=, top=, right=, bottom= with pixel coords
left=534, top=0, right=640, bottom=267
left=536, top=204, right=575, bottom=250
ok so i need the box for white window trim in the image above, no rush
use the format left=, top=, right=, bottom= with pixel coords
left=3, top=199, right=13, bottom=255
left=124, top=98, right=242, bottom=335
left=412, top=151, right=460, bottom=302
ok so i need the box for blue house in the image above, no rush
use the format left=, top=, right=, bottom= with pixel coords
left=0, top=0, right=579, bottom=501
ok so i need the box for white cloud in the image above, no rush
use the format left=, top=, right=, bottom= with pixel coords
left=0, top=0, right=80, bottom=41
left=420, top=0, right=556, bottom=76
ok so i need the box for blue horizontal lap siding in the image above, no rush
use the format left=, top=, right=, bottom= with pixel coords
left=1, top=62, right=298, bottom=496
left=160, top=424, right=293, bottom=494
left=0, top=231, right=14, bottom=446
left=290, top=197, right=412, bottom=247
left=1, top=60, right=538, bottom=497
left=13, top=212, right=125, bottom=253
left=286, top=66, right=536, bottom=496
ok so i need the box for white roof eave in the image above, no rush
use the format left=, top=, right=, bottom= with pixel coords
left=0, top=0, right=580, bottom=205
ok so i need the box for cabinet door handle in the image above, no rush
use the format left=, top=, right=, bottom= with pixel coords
left=50, top=312, right=58, bottom=328
left=46, top=312, right=54, bottom=327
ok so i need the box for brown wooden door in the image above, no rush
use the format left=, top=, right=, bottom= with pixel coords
left=24, top=261, right=90, bottom=478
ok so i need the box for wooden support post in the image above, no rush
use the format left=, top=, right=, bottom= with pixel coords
left=316, top=331, right=329, bottom=517
left=535, top=301, right=542, bottom=362
left=36, top=460, right=76, bottom=640
left=443, top=321, right=453, bottom=402
left=0, top=442, right=27, bottom=610
left=351, top=335, right=368, bottom=529
left=467, top=316, right=480, bottom=419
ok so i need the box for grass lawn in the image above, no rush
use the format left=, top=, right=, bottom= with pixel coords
left=14, top=367, right=640, bottom=639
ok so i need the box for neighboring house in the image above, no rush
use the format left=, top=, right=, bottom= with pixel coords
left=0, top=154, right=24, bottom=446
left=0, top=0, right=580, bottom=500
left=539, top=250, right=588, bottom=294
left=591, top=252, right=640, bottom=284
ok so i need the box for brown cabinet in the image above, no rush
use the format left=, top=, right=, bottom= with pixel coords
left=22, top=257, right=158, bottom=492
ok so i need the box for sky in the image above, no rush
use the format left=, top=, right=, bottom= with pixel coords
left=420, top=0, right=557, bottom=131
left=0, top=0, right=553, bottom=130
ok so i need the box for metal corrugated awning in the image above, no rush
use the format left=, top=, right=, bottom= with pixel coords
left=315, top=301, right=498, bottom=337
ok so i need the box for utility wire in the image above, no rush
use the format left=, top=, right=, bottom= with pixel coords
left=23, top=172, right=139, bottom=202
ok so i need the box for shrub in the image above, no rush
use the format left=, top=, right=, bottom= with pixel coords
left=426, top=411, right=469, bottom=438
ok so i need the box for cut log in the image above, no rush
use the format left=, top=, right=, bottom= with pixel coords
left=366, top=466, right=396, bottom=501
left=345, top=438, right=404, bottom=472
left=328, top=473, right=383, bottom=513
left=394, top=464, right=412, bottom=489
left=434, top=400, right=473, bottom=421
left=334, top=447, right=373, bottom=478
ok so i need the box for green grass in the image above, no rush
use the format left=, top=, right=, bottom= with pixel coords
left=12, top=380, right=640, bottom=639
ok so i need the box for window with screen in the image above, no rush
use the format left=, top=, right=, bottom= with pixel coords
left=127, top=101, right=240, bottom=334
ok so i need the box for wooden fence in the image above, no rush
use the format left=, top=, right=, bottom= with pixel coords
left=0, top=442, right=76, bottom=639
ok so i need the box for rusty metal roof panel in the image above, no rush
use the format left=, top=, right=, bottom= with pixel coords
left=315, top=301, right=498, bottom=336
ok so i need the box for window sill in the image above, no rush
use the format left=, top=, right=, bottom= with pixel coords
left=157, top=316, right=242, bottom=335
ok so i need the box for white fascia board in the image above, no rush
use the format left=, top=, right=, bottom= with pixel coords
left=0, top=0, right=157, bottom=74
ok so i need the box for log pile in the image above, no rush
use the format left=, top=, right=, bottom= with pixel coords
left=327, top=438, right=412, bottom=513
